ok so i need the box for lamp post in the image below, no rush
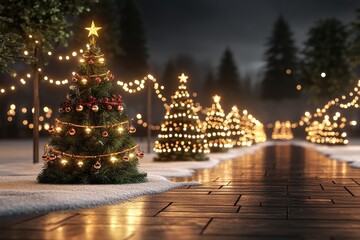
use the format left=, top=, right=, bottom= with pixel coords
left=33, top=43, right=40, bottom=163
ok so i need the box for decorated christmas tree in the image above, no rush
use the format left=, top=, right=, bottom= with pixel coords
left=272, top=121, right=293, bottom=140
left=204, top=95, right=233, bottom=152
left=252, top=119, right=267, bottom=143
left=225, top=105, right=245, bottom=147
left=238, top=109, right=255, bottom=146
left=154, top=73, right=209, bottom=161
left=306, top=113, right=348, bottom=145
left=37, top=21, right=147, bottom=184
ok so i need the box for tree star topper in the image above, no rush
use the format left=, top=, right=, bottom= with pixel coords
left=178, top=73, right=188, bottom=83
left=85, top=21, right=102, bottom=37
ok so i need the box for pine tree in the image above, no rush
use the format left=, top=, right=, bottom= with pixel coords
left=350, top=8, right=360, bottom=69
left=261, top=16, right=299, bottom=100
left=253, top=121, right=267, bottom=144
left=154, top=73, right=209, bottom=161
left=225, top=106, right=245, bottom=147
left=301, top=18, right=351, bottom=100
left=204, top=70, right=216, bottom=106
left=37, top=22, right=147, bottom=184
left=217, top=48, right=241, bottom=111
left=160, top=59, right=178, bottom=100
left=204, top=95, right=233, bottom=152
left=118, top=0, right=148, bottom=80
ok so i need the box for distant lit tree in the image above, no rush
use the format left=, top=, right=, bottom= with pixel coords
left=301, top=18, right=351, bottom=100
left=261, top=16, right=299, bottom=100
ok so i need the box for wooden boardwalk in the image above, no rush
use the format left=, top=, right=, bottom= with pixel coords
left=1, top=144, right=360, bottom=239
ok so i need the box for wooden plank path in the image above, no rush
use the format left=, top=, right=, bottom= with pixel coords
left=1, top=144, right=360, bottom=239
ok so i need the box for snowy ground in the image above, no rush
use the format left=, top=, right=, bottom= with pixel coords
left=0, top=138, right=269, bottom=217
left=291, top=139, right=360, bottom=168
left=2, top=138, right=359, bottom=217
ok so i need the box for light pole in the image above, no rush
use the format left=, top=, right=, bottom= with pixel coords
left=33, top=43, right=40, bottom=163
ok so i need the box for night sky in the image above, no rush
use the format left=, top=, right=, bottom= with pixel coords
left=130, top=0, right=360, bottom=79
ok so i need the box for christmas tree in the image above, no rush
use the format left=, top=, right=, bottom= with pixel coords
left=238, top=110, right=255, bottom=147
left=154, top=73, right=209, bottom=161
left=306, top=113, right=348, bottom=145
left=37, top=21, right=147, bottom=184
left=204, top=95, right=233, bottom=152
left=225, top=105, right=245, bottom=147
left=272, top=121, right=293, bottom=140
left=253, top=120, right=267, bottom=143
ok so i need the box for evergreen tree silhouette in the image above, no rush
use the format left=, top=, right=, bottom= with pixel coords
left=261, top=16, right=299, bottom=100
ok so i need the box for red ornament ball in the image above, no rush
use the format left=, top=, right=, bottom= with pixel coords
left=65, top=107, right=71, bottom=113
left=76, top=105, right=84, bottom=112
left=93, top=161, right=101, bottom=169
left=89, top=59, right=94, bottom=64
left=48, top=127, right=55, bottom=134
left=123, top=155, right=129, bottom=162
left=72, top=77, right=77, bottom=82
left=92, top=105, right=99, bottom=112
left=102, top=131, right=109, bottom=138
left=96, top=77, right=101, bottom=84
left=107, top=105, right=113, bottom=110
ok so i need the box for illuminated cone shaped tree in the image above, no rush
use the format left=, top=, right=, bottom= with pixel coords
left=154, top=73, right=209, bottom=161
left=204, top=95, right=233, bottom=152
left=225, top=105, right=245, bottom=147
left=154, top=74, right=209, bottom=161
left=252, top=119, right=267, bottom=143
left=306, top=113, right=348, bottom=145
left=37, top=22, right=147, bottom=184
left=238, top=110, right=255, bottom=146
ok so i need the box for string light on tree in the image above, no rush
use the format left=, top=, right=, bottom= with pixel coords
left=154, top=73, right=209, bottom=161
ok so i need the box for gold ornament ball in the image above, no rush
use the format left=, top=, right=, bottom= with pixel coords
left=117, top=105, right=124, bottom=112
left=76, top=105, right=84, bottom=112
left=58, top=108, right=64, bottom=113
left=48, top=154, right=56, bottom=161
left=92, top=105, right=99, bottom=112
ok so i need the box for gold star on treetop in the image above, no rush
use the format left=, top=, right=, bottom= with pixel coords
left=178, top=73, right=188, bottom=83
left=85, top=21, right=102, bottom=37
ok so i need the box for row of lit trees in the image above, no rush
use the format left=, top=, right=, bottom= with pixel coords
left=154, top=74, right=267, bottom=162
